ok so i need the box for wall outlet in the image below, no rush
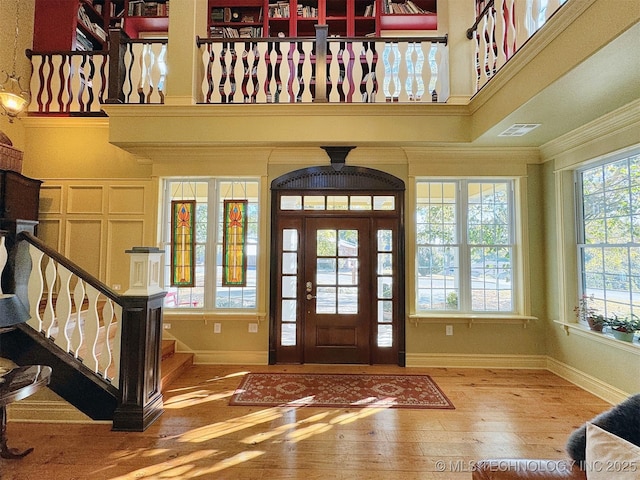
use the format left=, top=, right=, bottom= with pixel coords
left=112, top=284, right=121, bottom=291
left=248, top=323, right=258, bottom=333
left=445, top=325, right=453, bottom=336
left=163, top=323, right=171, bottom=330
left=214, top=323, right=221, bottom=334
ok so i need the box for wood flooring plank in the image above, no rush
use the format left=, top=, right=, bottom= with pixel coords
left=0, top=365, right=616, bottom=480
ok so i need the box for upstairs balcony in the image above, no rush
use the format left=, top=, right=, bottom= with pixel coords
left=27, top=0, right=566, bottom=113
left=18, top=0, right=638, bottom=155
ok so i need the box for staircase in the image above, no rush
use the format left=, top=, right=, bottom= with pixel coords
left=161, top=339, right=194, bottom=392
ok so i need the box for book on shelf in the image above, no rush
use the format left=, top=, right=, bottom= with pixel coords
left=268, top=1, right=290, bottom=18
left=128, top=1, right=169, bottom=17
left=77, top=6, right=107, bottom=42
left=383, top=0, right=429, bottom=14
left=221, top=26, right=263, bottom=38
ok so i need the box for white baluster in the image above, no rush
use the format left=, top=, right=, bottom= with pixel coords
left=111, top=303, right=123, bottom=389
left=83, top=285, right=101, bottom=373
left=0, top=237, right=7, bottom=295
left=98, top=299, right=115, bottom=379
left=42, top=258, right=57, bottom=338
left=53, top=266, right=73, bottom=351
left=26, top=246, right=45, bottom=331
left=70, top=278, right=85, bottom=357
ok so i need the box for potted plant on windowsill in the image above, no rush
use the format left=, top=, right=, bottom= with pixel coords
left=574, top=294, right=605, bottom=332
left=605, top=314, right=640, bottom=342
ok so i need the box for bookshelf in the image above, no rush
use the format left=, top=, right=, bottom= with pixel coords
left=33, top=0, right=108, bottom=52
left=33, top=1, right=170, bottom=52
left=107, top=1, right=170, bottom=38
left=207, top=0, right=437, bottom=39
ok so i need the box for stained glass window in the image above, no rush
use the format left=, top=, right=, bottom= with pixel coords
left=222, top=200, right=248, bottom=286
left=171, top=200, right=195, bottom=287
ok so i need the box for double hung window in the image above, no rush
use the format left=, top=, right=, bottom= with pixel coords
left=416, top=180, right=515, bottom=313
left=161, top=179, right=259, bottom=310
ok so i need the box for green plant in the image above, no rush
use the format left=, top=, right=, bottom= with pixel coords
left=574, top=294, right=596, bottom=322
left=605, top=314, right=640, bottom=334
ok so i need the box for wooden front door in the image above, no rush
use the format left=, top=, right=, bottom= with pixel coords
left=303, top=217, right=371, bottom=364
left=270, top=166, right=405, bottom=366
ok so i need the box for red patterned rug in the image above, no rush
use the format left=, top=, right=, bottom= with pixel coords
left=229, top=373, right=455, bottom=409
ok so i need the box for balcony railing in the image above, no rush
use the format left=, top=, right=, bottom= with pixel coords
left=197, top=29, right=449, bottom=104
left=25, top=0, right=569, bottom=115
left=469, top=0, right=568, bottom=92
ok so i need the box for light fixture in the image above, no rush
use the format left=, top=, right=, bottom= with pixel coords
left=0, top=0, right=30, bottom=122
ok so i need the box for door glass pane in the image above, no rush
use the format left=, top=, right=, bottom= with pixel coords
left=317, top=258, right=337, bottom=284
left=317, top=287, right=336, bottom=314
left=282, top=276, right=297, bottom=297
left=304, top=196, right=325, bottom=210
left=378, top=300, right=392, bottom=323
left=338, top=258, right=358, bottom=285
left=280, top=196, right=302, bottom=210
left=378, top=253, right=392, bottom=275
left=281, top=323, right=296, bottom=346
left=378, top=230, right=392, bottom=251
left=378, top=324, right=392, bottom=347
left=282, top=252, right=297, bottom=274
left=374, top=196, right=395, bottom=210
left=281, top=299, right=297, bottom=321
left=317, top=229, right=337, bottom=256
left=378, top=277, right=392, bottom=299
left=338, top=230, right=358, bottom=256
left=283, top=229, right=298, bottom=250
left=338, top=287, right=358, bottom=313
left=327, top=195, right=348, bottom=210
left=350, top=196, right=372, bottom=210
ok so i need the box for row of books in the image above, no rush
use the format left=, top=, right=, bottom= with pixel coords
left=78, top=6, right=107, bottom=41
left=128, top=1, right=170, bottom=17
left=210, top=26, right=265, bottom=38
left=75, top=28, right=98, bottom=51
left=297, top=5, right=318, bottom=18
left=382, top=1, right=431, bottom=14
left=268, top=2, right=290, bottom=18
left=211, top=7, right=263, bottom=23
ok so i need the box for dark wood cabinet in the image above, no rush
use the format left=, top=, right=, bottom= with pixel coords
left=0, top=171, right=42, bottom=237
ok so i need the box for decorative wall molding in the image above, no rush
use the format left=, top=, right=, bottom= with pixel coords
left=7, top=400, right=101, bottom=424
left=193, top=350, right=268, bottom=365
left=406, top=353, right=547, bottom=369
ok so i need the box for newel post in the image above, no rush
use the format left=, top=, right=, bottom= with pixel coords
left=112, top=247, right=166, bottom=432
left=314, top=24, right=329, bottom=103
left=106, top=28, right=129, bottom=104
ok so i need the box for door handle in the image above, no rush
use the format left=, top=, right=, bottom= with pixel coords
left=306, top=293, right=316, bottom=300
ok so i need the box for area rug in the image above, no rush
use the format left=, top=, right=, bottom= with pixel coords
left=229, top=373, right=455, bottom=409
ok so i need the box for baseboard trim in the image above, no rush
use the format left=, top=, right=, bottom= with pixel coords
left=406, top=353, right=548, bottom=369
left=545, top=357, right=629, bottom=405
left=193, top=350, right=268, bottom=365
left=7, top=400, right=107, bottom=424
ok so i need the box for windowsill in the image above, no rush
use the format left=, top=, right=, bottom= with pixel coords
left=554, top=320, right=640, bottom=355
left=409, top=314, right=537, bottom=328
left=163, top=310, right=267, bottom=322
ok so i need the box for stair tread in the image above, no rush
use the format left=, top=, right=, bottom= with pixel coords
left=161, top=351, right=194, bottom=391
left=161, top=340, right=175, bottom=360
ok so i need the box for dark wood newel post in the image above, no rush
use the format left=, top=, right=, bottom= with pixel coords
left=106, top=28, right=129, bottom=104
left=314, top=25, right=328, bottom=103
left=112, top=248, right=166, bottom=432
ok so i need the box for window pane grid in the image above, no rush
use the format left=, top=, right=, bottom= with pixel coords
left=162, top=179, right=259, bottom=311
left=578, top=154, right=640, bottom=320
left=417, top=180, right=514, bottom=313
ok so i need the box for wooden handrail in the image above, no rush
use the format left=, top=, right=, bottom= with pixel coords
left=17, top=231, right=120, bottom=304
left=467, top=0, right=495, bottom=39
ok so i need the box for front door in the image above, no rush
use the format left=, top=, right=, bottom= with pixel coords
left=303, top=217, right=371, bottom=363
left=270, top=166, right=405, bottom=365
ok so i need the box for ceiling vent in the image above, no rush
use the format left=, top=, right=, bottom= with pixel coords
left=498, top=124, right=541, bottom=137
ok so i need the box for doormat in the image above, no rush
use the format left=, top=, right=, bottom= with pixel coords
left=229, top=373, right=455, bottom=409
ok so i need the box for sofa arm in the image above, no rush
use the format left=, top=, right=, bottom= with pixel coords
left=472, top=459, right=586, bottom=480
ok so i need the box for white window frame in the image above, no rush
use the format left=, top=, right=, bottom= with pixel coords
left=160, top=177, right=260, bottom=312
left=575, top=151, right=640, bottom=321
left=415, top=178, right=519, bottom=315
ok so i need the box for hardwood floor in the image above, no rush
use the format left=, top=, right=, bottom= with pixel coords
left=0, top=365, right=611, bottom=480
